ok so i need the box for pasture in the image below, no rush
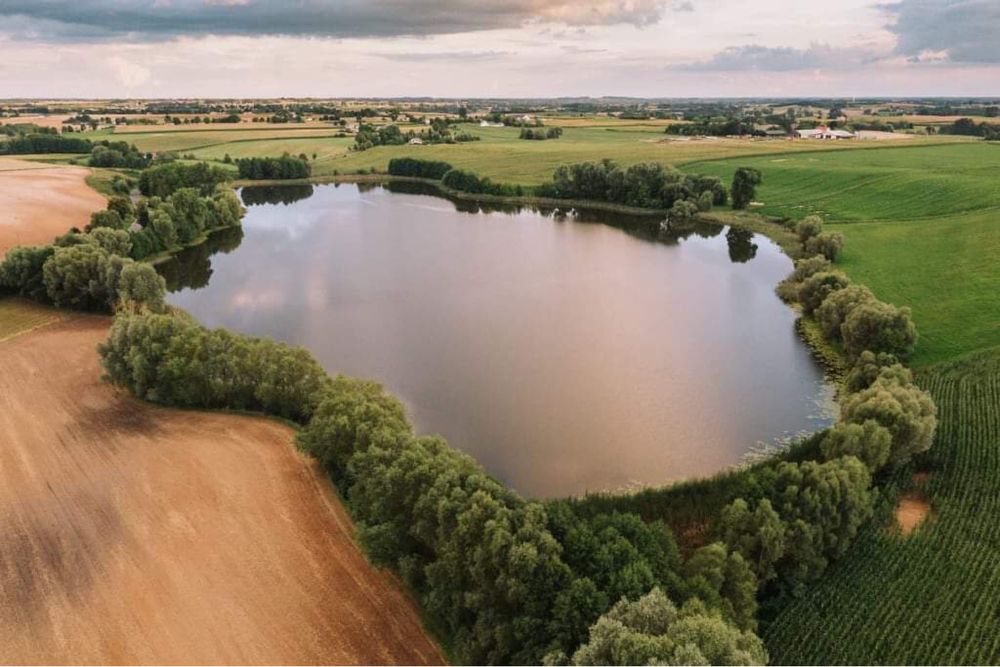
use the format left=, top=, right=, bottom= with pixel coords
left=685, top=141, right=1000, bottom=366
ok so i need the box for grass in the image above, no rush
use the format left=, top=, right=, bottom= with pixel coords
left=96, top=127, right=350, bottom=153
left=684, top=140, right=1000, bottom=366
left=0, top=297, right=65, bottom=342
left=188, top=135, right=354, bottom=163
left=762, top=347, right=1000, bottom=664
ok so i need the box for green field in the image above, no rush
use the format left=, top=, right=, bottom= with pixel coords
left=316, top=126, right=945, bottom=184
left=763, top=349, right=1000, bottom=664
left=103, top=127, right=349, bottom=153
left=188, top=135, right=354, bottom=164
left=685, top=141, right=1000, bottom=366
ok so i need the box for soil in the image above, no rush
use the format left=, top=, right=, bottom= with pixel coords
left=0, top=159, right=106, bottom=258
left=0, top=316, right=443, bottom=665
left=895, top=474, right=933, bottom=536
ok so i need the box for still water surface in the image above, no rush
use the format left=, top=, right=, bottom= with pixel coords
left=162, top=183, right=833, bottom=497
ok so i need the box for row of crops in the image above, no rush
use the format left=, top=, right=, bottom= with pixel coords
left=762, top=349, right=1000, bottom=664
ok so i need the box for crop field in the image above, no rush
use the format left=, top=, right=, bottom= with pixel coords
left=188, top=135, right=354, bottom=163
left=0, top=298, right=65, bottom=342
left=763, top=349, right=1000, bottom=664
left=102, top=127, right=347, bottom=153
left=0, top=308, right=442, bottom=665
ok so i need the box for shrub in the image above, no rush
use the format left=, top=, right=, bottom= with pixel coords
left=841, top=300, right=917, bottom=359
left=804, top=231, right=844, bottom=261
left=797, top=270, right=850, bottom=315
left=795, top=215, right=824, bottom=242
left=815, top=284, right=875, bottom=339
left=841, top=369, right=937, bottom=466
left=820, top=420, right=892, bottom=472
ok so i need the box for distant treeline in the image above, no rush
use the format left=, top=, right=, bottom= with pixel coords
left=236, top=155, right=311, bottom=180
left=519, top=126, right=562, bottom=140
left=944, top=118, right=1000, bottom=140
left=0, top=133, right=153, bottom=169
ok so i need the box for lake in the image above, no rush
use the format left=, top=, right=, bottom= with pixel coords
left=161, top=182, right=834, bottom=498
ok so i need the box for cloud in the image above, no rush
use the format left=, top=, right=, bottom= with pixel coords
left=106, top=55, right=152, bottom=87
left=675, top=43, right=875, bottom=71
left=0, top=0, right=674, bottom=41
left=371, top=50, right=512, bottom=62
left=882, top=0, right=1000, bottom=63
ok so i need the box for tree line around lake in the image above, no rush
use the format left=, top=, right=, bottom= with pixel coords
left=92, top=195, right=936, bottom=665
left=0, top=162, right=243, bottom=313
left=1, top=151, right=935, bottom=665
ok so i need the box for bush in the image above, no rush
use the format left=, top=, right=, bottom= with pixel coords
left=796, top=215, right=824, bottom=242
left=841, top=300, right=917, bottom=359
left=797, top=271, right=850, bottom=315
left=815, top=284, right=875, bottom=339
left=841, top=368, right=937, bottom=466
left=804, top=231, right=844, bottom=261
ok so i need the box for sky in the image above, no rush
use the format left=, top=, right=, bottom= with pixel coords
left=0, top=0, right=998, bottom=98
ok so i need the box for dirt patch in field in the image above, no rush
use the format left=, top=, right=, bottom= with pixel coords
left=0, top=317, right=442, bottom=665
left=894, top=473, right=933, bottom=536
left=0, top=159, right=106, bottom=258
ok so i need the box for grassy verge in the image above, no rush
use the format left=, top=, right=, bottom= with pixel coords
left=0, top=297, right=67, bottom=342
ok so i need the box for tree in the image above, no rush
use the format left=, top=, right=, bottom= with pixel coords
left=116, top=261, right=167, bottom=312
left=87, top=227, right=132, bottom=256
left=167, top=188, right=210, bottom=244
left=148, top=209, right=178, bottom=250
left=841, top=369, right=937, bottom=466
left=776, top=254, right=831, bottom=301
left=797, top=270, right=850, bottom=315
left=719, top=498, right=785, bottom=584
left=815, top=283, right=875, bottom=340
left=88, top=209, right=124, bottom=231
left=297, top=375, right=412, bottom=484
left=841, top=300, right=917, bottom=359
left=820, top=420, right=892, bottom=472
left=730, top=167, right=762, bottom=209
left=106, top=195, right=135, bottom=222
left=843, top=351, right=902, bottom=393
left=570, top=589, right=767, bottom=666
left=42, top=244, right=118, bottom=310
left=0, top=244, right=54, bottom=300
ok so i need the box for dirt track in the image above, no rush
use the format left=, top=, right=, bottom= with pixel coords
left=0, top=316, right=443, bottom=665
left=0, top=158, right=106, bottom=258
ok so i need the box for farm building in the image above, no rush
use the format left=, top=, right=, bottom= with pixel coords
left=797, top=125, right=854, bottom=139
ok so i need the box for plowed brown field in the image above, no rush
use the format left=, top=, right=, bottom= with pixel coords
left=0, top=314, right=443, bottom=665
left=0, top=159, right=106, bottom=258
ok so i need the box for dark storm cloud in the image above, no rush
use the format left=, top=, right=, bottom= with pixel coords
left=675, top=44, right=872, bottom=72
left=882, top=0, right=1000, bottom=63
left=0, top=0, right=673, bottom=41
